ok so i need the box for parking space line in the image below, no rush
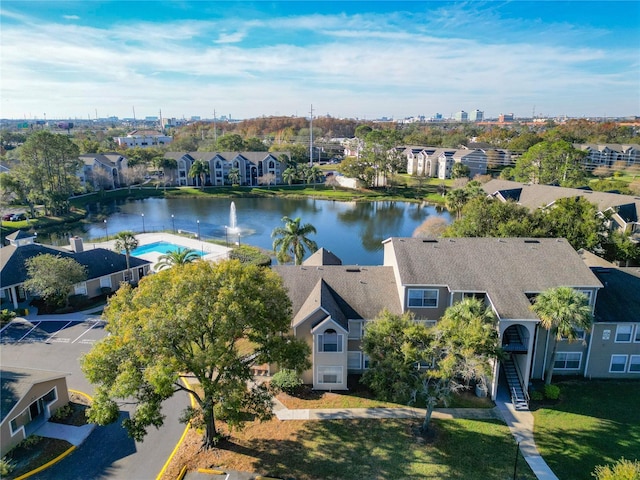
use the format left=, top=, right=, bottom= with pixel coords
left=71, top=320, right=104, bottom=344
left=46, top=320, right=74, bottom=342
left=17, top=321, right=41, bottom=342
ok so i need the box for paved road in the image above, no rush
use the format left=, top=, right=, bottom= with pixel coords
left=1, top=313, right=189, bottom=480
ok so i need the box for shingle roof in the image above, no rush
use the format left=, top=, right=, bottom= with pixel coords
left=386, top=237, right=603, bottom=320
left=1, top=366, right=68, bottom=422
left=5, top=230, right=33, bottom=241
left=483, top=179, right=640, bottom=215
left=273, top=265, right=401, bottom=327
left=303, top=248, right=343, bottom=266
left=591, top=266, right=640, bottom=323
left=0, top=243, right=150, bottom=288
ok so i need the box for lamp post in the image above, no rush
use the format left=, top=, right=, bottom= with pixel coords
left=197, top=220, right=200, bottom=239
left=513, top=435, right=522, bottom=480
left=141, top=213, right=145, bottom=233
left=104, top=219, right=108, bottom=240
left=171, top=214, right=175, bottom=233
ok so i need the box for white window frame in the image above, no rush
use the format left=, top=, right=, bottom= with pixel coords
left=609, top=355, right=628, bottom=373
left=317, top=330, right=343, bottom=353
left=347, top=351, right=362, bottom=369
left=317, top=366, right=343, bottom=385
left=576, top=289, right=593, bottom=305
left=74, top=282, right=87, bottom=296
left=629, top=355, right=640, bottom=373
left=615, top=325, right=633, bottom=343
left=634, top=325, right=640, bottom=343
left=348, top=320, right=363, bottom=340
left=100, top=276, right=112, bottom=289
left=407, top=288, right=439, bottom=308
left=553, top=352, right=582, bottom=370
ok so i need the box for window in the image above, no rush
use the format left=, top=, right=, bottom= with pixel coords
left=634, top=325, right=640, bottom=343
left=43, top=388, right=56, bottom=403
left=100, top=277, right=112, bottom=289
left=317, top=366, right=343, bottom=384
left=561, top=328, right=585, bottom=341
left=615, top=325, right=633, bottom=342
left=463, top=292, right=486, bottom=301
left=629, top=356, right=640, bottom=373
left=554, top=352, right=582, bottom=370
left=609, top=355, right=627, bottom=373
left=576, top=289, right=593, bottom=305
left=348, top=320, right=362, bottom=340
left=74, top=282, right=87, bottom=295
left=408, top=289, right=439, bottom=308
left=348, top=352, right=362, bottom=369
left=363, top=354, right=370, bottom=369
left=317, top=329, right=342, bottom=352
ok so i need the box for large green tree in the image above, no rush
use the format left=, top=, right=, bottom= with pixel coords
left=81, top=260, right=310, bottom=447
left=188, top=159, right=209, bottom=187
left=272, top=216, right=318, bottom=265
left=216, top=133, right=245, bottom=151
left=531, top=287, right=593, bottom=385
left=16, top=131, right=82, bottom=215
left=362, top=299, right=500, bottom=433
left=513, top=140, right=587, bottom=187
left=24, top=254, right=87, bottom=309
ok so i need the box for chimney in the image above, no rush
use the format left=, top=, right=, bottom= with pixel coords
left=69, top=236, right=84, bottom=253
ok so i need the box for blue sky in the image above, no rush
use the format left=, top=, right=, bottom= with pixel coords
left=1, top=1, right=638, bottom=120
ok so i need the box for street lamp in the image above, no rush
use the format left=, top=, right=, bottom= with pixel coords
left=141, top=213, right=145, bottom=233
left=104, top=219, right=108, bottom=240
left=197, top=220, right=200, bottom=239
left=171, top=214, right=175, bottom=233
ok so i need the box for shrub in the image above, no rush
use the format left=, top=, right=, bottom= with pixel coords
left=544, top=384, right=561, bottom=400
left=592, top=457, right=640, bottom=480
left=0, top=457, right=16, bottom=476
left=53, top=403, right=73, bottom=420
left=229, top=245, right=272, bottom=267
left=270, top=369, right=303, bottom=395
left=0, top=309, right=16, bottom=327
left=18, top=435, right=42, bottom=448
left=530, top=390, right=544, bottom=401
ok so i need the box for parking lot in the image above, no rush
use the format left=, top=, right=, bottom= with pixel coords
left=0, top=317, right=106, bottom=346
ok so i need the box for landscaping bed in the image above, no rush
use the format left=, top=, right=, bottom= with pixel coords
left=49, top=392, right=90, bottom=426
left=2, top=436, right=73, bottom=480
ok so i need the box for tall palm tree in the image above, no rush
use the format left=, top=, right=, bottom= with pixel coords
left=445, top=188, right=469, bottom=220
left=306, top=165, right=324, bottom=189
left=188, top=160, right=209, bottom=188
left=282, top=166, right=297, bottom=186
left=113, top=231, right=139, bottom=281
left=531, top=286, right=593, bottom=385
left=155, top=248, right=200, bottom=270
left=227, top=167, right=240, bottom=186
left=271, top=216, right=318, bottom=265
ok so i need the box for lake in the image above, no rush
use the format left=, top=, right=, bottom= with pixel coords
left=51, top=197, right=451, bottom=265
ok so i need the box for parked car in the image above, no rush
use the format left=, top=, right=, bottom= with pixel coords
left=2, top=213, right=14, bottom=221
left=10, top=213, right=26, bottom=221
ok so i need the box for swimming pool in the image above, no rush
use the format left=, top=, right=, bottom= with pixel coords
left=130, top=241, right=204, bottom=257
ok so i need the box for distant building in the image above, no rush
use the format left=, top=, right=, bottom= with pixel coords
left=469, top=109, right=484, bottom=122
left=499, top=113, right=515, bottom=123
left=404, top=147, right=488, bottom=179
left=574, top=143, right=640, bottom=170
left=454, top=111, right=468, bottom=122
left=113, top=130, right=173, bottom=148
left=78, top=153, right=128, bottom=190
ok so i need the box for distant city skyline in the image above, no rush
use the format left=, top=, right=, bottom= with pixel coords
left=1, top=1, right=639, bottom=121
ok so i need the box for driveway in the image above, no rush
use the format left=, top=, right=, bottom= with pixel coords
left=1, top=313, right=189, bottom=480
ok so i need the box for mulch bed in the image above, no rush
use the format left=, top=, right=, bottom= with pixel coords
left=3, top=437, right=73, bottom=480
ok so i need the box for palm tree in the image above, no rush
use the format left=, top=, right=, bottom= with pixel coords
left=227, top=167, right=240, bottom=186
left=188, top=160, right=209, bottom=187
left=445, top=188, right=469, bottom=220
left=531, top=286, right=593, bottom=385
left=113, top=231, right=139, bottom=281
left=271, top=216, right=318, bottom=265
left=306, top=165, right=324, bottom=189
left=155, top=248, right=200, bottom=270
left=282, top=166, right=297, bottom=186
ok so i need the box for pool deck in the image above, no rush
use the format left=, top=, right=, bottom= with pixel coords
left=85, top=233, right=232, bottom=271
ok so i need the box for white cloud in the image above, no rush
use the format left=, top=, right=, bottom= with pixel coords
left=62, top=14, right=80, bottom=21
left=214, top=31, right=246, bottom=44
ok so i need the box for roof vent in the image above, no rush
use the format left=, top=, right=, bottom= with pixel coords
left=524, top=240, right=540, bottom=244
left=346, top=268, right=361, bottom=273
left=422, top=239, right=438, bottom=243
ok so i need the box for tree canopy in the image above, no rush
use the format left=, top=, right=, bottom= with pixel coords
left=24, top=254, right=87, bottom=309
left=362, top=299, right=500, bottom=433
left=81, top=260, right=310, bottom=447
left=513, top=140, right=587, bottom=187
left=113, top=231, right=138, bottom=279
left=154, top=248, right=200, bottom=270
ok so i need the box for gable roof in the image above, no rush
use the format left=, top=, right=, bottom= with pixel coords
left=303, top=248, right=343, bottom=266
left=0, top=243, right=150, bottom=288
left=273, top=265, right=401, bottom=326
left=1, top=366, right=68, bottom=422
left=482, top=179, right=640, bottom=216
left=385, top=237, right=603, bottom=320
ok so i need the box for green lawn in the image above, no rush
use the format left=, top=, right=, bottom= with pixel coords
left=533, top=379, right=640, bottom=480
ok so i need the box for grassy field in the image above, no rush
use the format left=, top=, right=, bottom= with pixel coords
left=164, top=417, right=536, bottom=480
left=532, top=379, right=640, bottom=480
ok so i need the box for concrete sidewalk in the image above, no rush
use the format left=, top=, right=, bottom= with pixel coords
left=35, top=421, right=96, bottom=446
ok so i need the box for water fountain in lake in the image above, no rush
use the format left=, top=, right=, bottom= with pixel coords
left=228, top=201, right=239, bottom=234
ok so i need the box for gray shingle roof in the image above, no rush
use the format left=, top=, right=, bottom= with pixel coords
left=1, top=366, right=68, bottom=422
left=303, top=248, right=343, bottom=266
left=386, top=237, right=603, bottom=320
left=273, top=265, right=401, bottom=328
left=483, top=179, right=640, bottom=215
left=0, top=243, right=150, bottom=288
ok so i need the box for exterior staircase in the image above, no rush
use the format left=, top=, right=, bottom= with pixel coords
left=503, top=356, right=529, bottom=410
left=502, top=327, right=526, bottom=353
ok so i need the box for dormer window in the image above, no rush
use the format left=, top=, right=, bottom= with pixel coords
left=318, top=328, right=342, bottom=352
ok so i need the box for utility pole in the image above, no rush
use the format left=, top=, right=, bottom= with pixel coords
left=213, top=109, right=217, bottom=144
left=309, top=104, right=313, bottom=166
